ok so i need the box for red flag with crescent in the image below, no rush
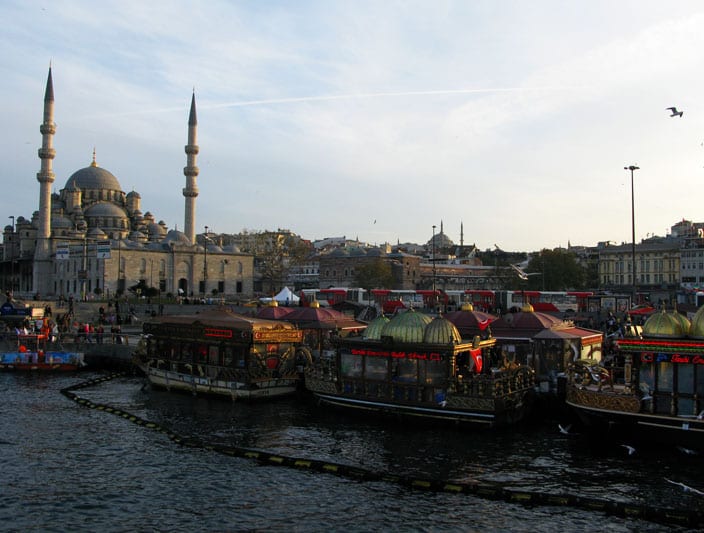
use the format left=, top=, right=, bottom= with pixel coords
left=470, top=348, right=483, bottom=373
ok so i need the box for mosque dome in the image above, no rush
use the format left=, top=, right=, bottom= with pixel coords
left=50, top=214, right=74, bottom=229
left=423, top=316, right=462, bottom=344
left=84, top=202, right=127, bottom=218
left=381, top=309, right=432, bottom=344
left=222, top=244, right=241, bottom=253
left=642, top=309, right=684, bottom=339
left=146, top=222, right=167, bottom=239
left=362, top=315, right=390, bottom=340
left=65, top=163, right=122, bottom=192
left=163, top=229, right=191, bottom=246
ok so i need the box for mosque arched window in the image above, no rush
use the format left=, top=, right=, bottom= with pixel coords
left=160, top=259, right=166, bottom=277
left=140, top=258, right=147, bottom=274
left=237, top=262, right=243, bottom=275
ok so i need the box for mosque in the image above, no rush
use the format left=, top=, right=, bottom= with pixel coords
left=1, top=67, right=254, bottom=302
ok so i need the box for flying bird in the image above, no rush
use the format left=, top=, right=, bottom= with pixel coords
left=665, top=478, right=704, bottom=496
left=667, top=107, right=683, bottom=117
left=621, top=444, right=636, bottom=456
left=677, top=446, right=698, bottom=456
left=558, top=423, right=572, bottom=435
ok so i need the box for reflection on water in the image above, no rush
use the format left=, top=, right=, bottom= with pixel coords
left=1, top=372, right=702, bottom=532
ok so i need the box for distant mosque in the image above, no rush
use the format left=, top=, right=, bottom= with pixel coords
left=2, top=67, right=254, bottom=301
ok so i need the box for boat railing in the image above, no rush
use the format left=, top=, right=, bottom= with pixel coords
left=452, top=366, right=535, bottom=398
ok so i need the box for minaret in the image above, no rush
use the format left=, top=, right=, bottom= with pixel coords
left=183, top=92, right=199, bottom=244
left=33, top=66, right=57, bottom=295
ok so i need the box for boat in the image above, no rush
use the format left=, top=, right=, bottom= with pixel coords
left=0, top=333, right=85, bottom=371
left=134, top=308, right=308, bottom=400
left=304, top=308, right=535, bottom=427
left=566, top=306, right=704, bottom=450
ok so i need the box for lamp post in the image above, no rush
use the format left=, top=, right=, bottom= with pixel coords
left=8, top=215, right=14, bottom=295
left=431, top=224, right=436, bottom=306
left=624, top=165, right=639, bottom=304
left=203, top=225, right=209, bottom=298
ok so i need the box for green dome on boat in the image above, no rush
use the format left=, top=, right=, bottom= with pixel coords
left=362, top=314, right=390, bottom=340
left=642, top=309, right=685, bottom=339
left=381, top=309, right=432, bottom=344
left=689, top=305, right=704, bottom=339
left=423, top=316, right=461, bottom=345
left=670, top=309, right=691, bottom=336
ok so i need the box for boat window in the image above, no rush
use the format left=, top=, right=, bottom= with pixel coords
left=656, top=363, right=673, bottom=392
left=638, top=364, right=655, bottom=394
left=222, top=346, right=233, bottom=367
left=677, top=365, right=695, bottom=394
left=340, top=352, right=363, bottom=378
left=208, top=345, right=220, bottom=365
left=424, top=359, right=446, bottom=386
left=697, top=367, right=704, bottom=395
left=365, top=357, right=388, bottom=381
left=394, top=358, right=418, bottom=383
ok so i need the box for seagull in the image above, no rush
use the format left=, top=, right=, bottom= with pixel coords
left=677, top=446, right=698, bottom=456
left=667, top=107, right=683, bottom=117
left=558, top=423, right=572, bottom=435
left=697, top=410, right=704, bottom=420
left=621, top=444, right=636, bottom=456
left=665, top=478, right=704, bottom=496
left=438, top=400, right=447, bottom=407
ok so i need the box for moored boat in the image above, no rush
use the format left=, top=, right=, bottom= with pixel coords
left=135, top=308, right=307, bottom=400
left=566, top=306, right=704, bottom=450
left=304, top=308, right=535, bottom=427
left=0, top=333, right=85, bottom=371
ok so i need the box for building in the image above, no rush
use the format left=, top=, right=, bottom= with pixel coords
left=1, top=67, right=254, bottom=302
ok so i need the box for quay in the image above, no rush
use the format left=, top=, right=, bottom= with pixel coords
left=1, top=299, right=258, bottom=372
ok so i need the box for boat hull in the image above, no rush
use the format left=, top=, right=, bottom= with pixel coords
left=0, top=351, right=85, bottom=372
left=567, top=386, right=704, bottom=451
left=144, top=367, right=299, bottom=401
left=306, top=374, right=533, bottom=428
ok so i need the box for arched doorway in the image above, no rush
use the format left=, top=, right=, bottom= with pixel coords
left=178, top=278, right=188, bottom=297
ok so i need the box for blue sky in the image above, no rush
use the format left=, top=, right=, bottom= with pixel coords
left=3, top=1, right=704, bottom=252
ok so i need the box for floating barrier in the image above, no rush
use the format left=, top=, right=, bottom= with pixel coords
left=60, top=374, right=704, bottom=529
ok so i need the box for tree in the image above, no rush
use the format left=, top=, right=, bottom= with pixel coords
left=525, top=248, right=586, bottom=290
left=354, top=259, right=394, bottom=290
left=241, top=230, right=312, bottom=293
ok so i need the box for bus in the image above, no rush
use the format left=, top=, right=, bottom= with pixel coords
left=498, top=291, right=593, bottom=313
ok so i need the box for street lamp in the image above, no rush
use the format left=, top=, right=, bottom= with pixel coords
left=432, top=224, right=436, bottom=306
left=8, top=215, right=14, bottom=295
left=624, top=165, right=639, bottom=304
left=203, top=225, right=209, bottom=298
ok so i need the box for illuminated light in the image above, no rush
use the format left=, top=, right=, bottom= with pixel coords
left=323, top=464, right=339, bottom=472
left=294, top=460, right=312, bottom=468
left=204, top=328, right=233, bottom=338
left=268, top=456, right=284, bottom=464
left=411, top=480, right=432, bottom=489
left=443, top=484, right=463, bottom=492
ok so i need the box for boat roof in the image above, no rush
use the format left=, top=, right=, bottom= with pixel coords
left=144, top=308, right=300, bottom=332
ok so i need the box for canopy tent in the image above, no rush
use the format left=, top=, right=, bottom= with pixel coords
left=259, top=286, right=300, bottom=305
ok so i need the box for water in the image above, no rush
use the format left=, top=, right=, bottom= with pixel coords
left=2, top=372, right=703, bottom=532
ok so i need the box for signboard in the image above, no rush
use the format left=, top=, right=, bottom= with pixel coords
left=97, top=244, right=111, bottom=259
left=56, top=245, right=69, bottom=260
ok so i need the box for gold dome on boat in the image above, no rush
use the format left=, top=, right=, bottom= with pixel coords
left=642, top=309, right=684, bottom=338
left=423, top=316, right=461, bottom=345
left=381, top=309, right=432, bottom=344
left=362, top=315, right=390, bottom=340
left=689, top=305, right=704, bottom=339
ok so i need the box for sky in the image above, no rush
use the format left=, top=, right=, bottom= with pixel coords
left=3, top=1, right=704, bottom=253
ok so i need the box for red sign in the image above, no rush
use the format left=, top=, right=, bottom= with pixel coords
left=350, top=347, right=442, bottom=361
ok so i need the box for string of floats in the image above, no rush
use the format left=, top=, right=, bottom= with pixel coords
left=60, top=373, right=703, bottom=529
